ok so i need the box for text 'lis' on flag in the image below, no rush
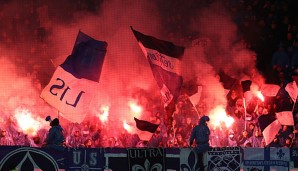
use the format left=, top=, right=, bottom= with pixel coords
left=40, top=31, right=107, bottom=123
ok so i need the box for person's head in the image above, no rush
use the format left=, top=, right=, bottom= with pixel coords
left=33, top=136, right=40, bottom=144
left=255, top=130, right=260, bottom=137
left=1, top=130, right=7, bottom=137
left=84, top=139, right=92, bottom=148
left=273, top=136, right=279, bottom=143
left=257, top=106, right=264, bottom=114
left=186, top=117, right=192, bottom=125
left=230, top=90, right=238, bottom=97
left=176, top=134, right=183, bottom=141
left=248, top=123, right=255, bottom=130
left=82, top=126, right=90, bottom=137
left=236, top=98, right=243, bottom=108
left=199, top=116, right=210, bottom=125
left=229, top=132, right=235, bottom=140
left=74, top=129, right=80, bottom=137
left=285, top=137, right=292, bottom=145
left=245, top=142, right=252, bottom=148
left=176, top=101, right=183, bottom=109
left=50, top=118, right=59, bottom=127
left=282, top=125, right=288, bottom=131
left=242, top=130, right=248, bottom=137
left=108, top=137, right=116, bottom=147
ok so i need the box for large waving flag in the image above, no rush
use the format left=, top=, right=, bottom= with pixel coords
left=134, top=117, right=159, bottom=133
left=40, top=31, right=107, bottom=123
left=181, top=78, right=202, bottom=106
left=218, top=70, right=239, bottom=96
left=260, top=84, right=280, bottom=97
left=275, top=78, right=298, bottom=126
left=285, top=78, right=298, bottom=102
left=131, top=27, right=184, bottom=107
left=258, top=111, right=281, bottom=145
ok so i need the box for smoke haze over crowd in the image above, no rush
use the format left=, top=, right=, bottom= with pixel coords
left=0, top=0, right=275, bottom=138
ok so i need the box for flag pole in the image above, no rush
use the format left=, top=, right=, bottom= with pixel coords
left=189, top=101, right=201, bottom=119
left=292, top=95, right=297, bottom=141
left=243, top=97, right=247, bottom=130
left=50, top=58, right=61, bottom=121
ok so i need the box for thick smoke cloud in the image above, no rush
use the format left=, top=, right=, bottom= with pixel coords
left=0, top=0, right=263, bottom=138
left=182, top=1, right=264, bottom=111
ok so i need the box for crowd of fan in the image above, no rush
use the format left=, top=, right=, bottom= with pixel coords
left=0, top=89, right=297, bottom=149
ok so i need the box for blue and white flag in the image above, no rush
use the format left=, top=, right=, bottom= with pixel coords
left=131, top=27, right=184, bottom=107
left=40, top=31, right=107, bottom=123
left=243, top=148, right=290, bottom=171
left=258, top=111, right=281, bottom=145
left=275, top=79, right=298, bottom=126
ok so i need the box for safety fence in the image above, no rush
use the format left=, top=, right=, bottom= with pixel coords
left=0, top=146, right=297, bottom=170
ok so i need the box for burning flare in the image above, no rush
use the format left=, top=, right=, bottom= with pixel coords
left=98, top=105, right=110, bottom=123
left=209, top=105, right=234, bottom=129
left=128, top=100, right=142, bottom=113
left=255, top=91, right=265, bottom=102
left=128, top=100, right=142, bottom=119
left=123, top=120, right=133, bottom=133
left=14, top=108, right=45, bottom=136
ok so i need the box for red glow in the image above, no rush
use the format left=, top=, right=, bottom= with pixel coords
left=98, top=105, right=110, bottom=123
left=209, top=105, right=234, bottom=129
left=14, top=108, right=47, bottom=136
left=255, top=91, right=265, bottom=102
left=123, top=120, right=133, bottom=133
left=128, top=100, right=142, bottom=119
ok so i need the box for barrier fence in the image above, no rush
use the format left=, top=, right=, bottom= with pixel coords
left=0, top=146, right=297, bottom=171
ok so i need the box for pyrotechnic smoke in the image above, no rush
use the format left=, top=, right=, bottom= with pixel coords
left=182, top=1, right=265, bottom=113
left=0, top=0, right=266, bottom=139
left=0, top=0, right=165, bottom=139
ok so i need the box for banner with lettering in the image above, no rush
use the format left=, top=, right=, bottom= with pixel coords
left=131, top=27, right=184, bottom=107
left=180, top=148, right=201, bottom=170
left=207, top=147, right=241, bottom=171
left=65, top=148, right=105, bottom=170
left=40, top=31, right=107, bottom=123
left=243, top=147, right=290, bottom=171
left=127, top=148, right=165, bottom=171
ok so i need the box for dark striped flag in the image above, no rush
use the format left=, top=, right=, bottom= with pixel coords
left=258, top=111, right=281, bottom=145
left=275, top=78, right=298, bottom=126
left=131, top=27, right=184, bottom=107
left=40, top=31, right=107, bottom=123
left=134, top=117, right=159, bottom=133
